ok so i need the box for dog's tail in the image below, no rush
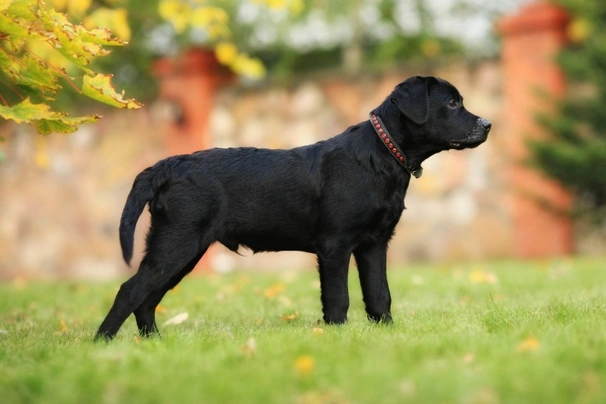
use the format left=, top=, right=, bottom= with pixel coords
left=119, top=163, right=167, bottom=266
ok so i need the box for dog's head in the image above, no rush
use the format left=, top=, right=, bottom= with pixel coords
left=387, top=76, right=491, bottom=151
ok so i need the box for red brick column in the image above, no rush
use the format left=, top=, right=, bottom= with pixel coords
left=498, top=2, right=574, bottom=257
left=153, top=48, right=230, bottom=156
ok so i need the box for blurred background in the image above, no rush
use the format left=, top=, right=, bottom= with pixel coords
left=0, top=0, right=604, bottom=280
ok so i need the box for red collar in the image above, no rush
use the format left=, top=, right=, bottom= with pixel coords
left=369, top=114, right=423, bottom=178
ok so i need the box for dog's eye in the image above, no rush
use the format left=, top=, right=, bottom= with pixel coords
left=447, top=99, right=458, bottom=109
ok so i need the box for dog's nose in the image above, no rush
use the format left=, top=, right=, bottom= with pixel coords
left=479, top=118, right=492, bottom=132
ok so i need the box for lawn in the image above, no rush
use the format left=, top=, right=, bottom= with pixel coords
left=1, top=257, right=605, bottom=403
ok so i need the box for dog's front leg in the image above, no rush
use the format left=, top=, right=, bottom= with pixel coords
left=353, top=243, right=392, bottom=323
left=317, top=249, right=351, bottom=324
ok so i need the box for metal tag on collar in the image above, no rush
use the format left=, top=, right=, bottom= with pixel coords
left=411, top=166, right=423, bottom=178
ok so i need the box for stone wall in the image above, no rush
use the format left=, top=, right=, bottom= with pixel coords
left=0, top=110, right=166, bottom=280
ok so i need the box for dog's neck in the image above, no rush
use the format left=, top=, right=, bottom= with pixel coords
left=369, top=113, right=422, bottom=178
left=370, top=103, right=443, bottom=176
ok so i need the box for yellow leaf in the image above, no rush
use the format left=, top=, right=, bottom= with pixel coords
left=294, top=355, right=315, bottom=377
left=267, top=0, right=286, bottom=9
left=0, top=98, right=62, bottom=123
left=59, top=319, right=68, bottom=333
left=82, top=73, right=142, bottom=109
left=281, top=312, right=298, bottom=321
left=67, top=0, right=92, bottom=18
left=517, top=337, right=540, bottom=352
left=312, top=327, right=324, bottom=335
left=190, top=6, right=228, bottom=27
left=0, top=0, right=12, bottom=12
left=48, top=0, right=68, bottom=11
left=32, top=115, right=100, bottom=135
left=264, top=283, right=285, bottom=299
left=158, top=0, right=190, bottom=34
left=26, top=39, right=72, bottom=72
left=155, top=305, right=166, bottom=313
left=568, top=17, right=591, bottom=44
left=83, top=8, right=131, bottom=42
left=230, top=54, right=266, bottom=80
left=469, top=270, right=498, bottom=284
left=215, top=42, right=238, bottom=65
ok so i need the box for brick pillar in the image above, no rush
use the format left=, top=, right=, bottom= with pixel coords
left=498, top=2, right=574, bottom=257
left=154, top=48, right=229, bottom=156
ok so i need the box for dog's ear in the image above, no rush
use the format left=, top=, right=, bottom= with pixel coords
left=392, top=76, right=429, bottom=125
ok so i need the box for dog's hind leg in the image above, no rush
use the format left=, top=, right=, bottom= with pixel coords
left=353, top=243, right=392, bottom=323
left=95, top=226, right=207, bottom=341
left=133, top=250, right=206, bottom=337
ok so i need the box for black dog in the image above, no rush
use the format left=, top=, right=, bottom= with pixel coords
left=95, top=76, right=491, bottom=340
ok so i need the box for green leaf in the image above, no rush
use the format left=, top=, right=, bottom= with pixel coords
left=6, top=0, right=36, bottom=20
left=46, top=9, right=121, bottom=72
left=0, top=98, right=100, bottom=134
left=14, top=53, right=62, bottom=94
left=82, top=73, right=142, bottom=109
left=79, top=26, right=125, bottom=46
left=0, top=47, right=16, bottom=77
left=0, top=98, right=60, bottom=123
left=32, top=115, right=101, bottom=135
left=0, top=12, right=30, bottom=37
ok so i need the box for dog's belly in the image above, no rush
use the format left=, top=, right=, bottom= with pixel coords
left=219, top=231, right=315, bottom=254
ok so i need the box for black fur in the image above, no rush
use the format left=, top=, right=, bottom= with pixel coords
left=95, top=75, right=491, bottom=340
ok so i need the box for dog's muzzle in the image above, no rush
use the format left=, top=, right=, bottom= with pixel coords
left=450, top=118, right=491, bottom=149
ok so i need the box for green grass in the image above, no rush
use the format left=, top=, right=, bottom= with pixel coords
left=1, top=258, right=606, bottom=403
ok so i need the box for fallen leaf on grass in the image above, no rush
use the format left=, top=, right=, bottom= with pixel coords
left=294, top=355, right=315, bottom=377
left=281, top=312, right=299, bottom=322
left=155, top=305, right=167, bottom=313
left=517, top=336, right=540, bottom=352
left=312, top=327, right=324, bottom=335
left=163, top=312, right=189, bottom=326
left=469, top=270, right=499, bottom=284
left=264, top=283, right=285, bottom=299
left=59, top=320, right=68, bottom=333
left=462, top=352, right=475, bottom=364
left=241, top=337, right=256, bottom=358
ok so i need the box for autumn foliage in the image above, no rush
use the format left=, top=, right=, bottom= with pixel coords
left=0, top=0, right=142, bottom=134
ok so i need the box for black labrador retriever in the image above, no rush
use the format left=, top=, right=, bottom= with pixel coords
left=95, top=75, right=491, bottom=340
